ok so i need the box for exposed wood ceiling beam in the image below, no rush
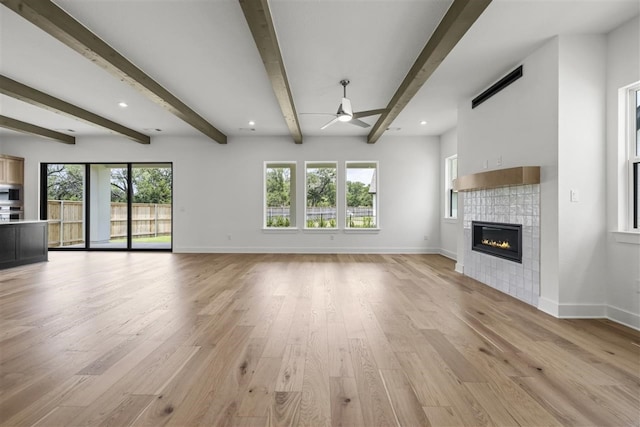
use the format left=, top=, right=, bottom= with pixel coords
left=0, top=0, right=227, bottom=144
left=0, top=75, right=150, bottom=144
left=239, top=0, right=303, bottom=144
left=367, top=0, right=492, bottom=144
left=0, top=114, right=75, bottom=144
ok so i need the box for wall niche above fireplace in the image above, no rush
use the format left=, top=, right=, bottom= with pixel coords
left=472, top=221, right=522, bottom=263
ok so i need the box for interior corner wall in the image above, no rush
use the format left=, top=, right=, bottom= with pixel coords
left=1, top=134, right=441, bottom=254
left=605, top=15, right=640, bottom=329
left=456, top=37, right=560, bottom=312
left=557, top=35, right=607, bottom=316
left=439, top=127, right=458, bottom=260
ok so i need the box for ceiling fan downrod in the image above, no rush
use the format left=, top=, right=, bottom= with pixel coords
left=340, top=79, right=350, bottom=97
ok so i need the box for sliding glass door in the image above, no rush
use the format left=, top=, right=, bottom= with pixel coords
left=88, top=164, right=128, bottom=249
left=131, top=164, right=172, bottom=249
left=44, top=164, right=86, bottom=248
left=41, top=162, right=172, bottom=251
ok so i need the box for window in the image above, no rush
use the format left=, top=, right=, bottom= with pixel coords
left=305, top=162, right=337, bottom=228
left=264, top=162, right=296, bottom=228
left=445, top=155, right=458, bottom=219
left=632, top=86, right=640, bottom=229
left=345, top=162, right=378, bottom=228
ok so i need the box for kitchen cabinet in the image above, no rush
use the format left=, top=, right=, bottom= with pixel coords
left=0, top=155, right=24, bottom=185
left=0, top=221, right=48, bottom=269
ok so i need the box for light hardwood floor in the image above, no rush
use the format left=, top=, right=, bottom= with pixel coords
left=0, top=252, right=638, bottom=427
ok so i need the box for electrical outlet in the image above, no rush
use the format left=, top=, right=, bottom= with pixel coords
left=483, top=160, right=489, bottom=169
left=330, top=235, right=334, bottom=240
left=227, top=234, right=232, bottom=240
left=497, top=155, right=502, bottom=166
left=570, top=189, right=579, bottom=202
left=424, top=235, right=429, bottom=241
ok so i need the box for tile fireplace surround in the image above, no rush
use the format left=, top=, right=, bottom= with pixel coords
left=463, top=184, right=540, bottom=307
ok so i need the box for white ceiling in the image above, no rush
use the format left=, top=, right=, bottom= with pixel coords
left=1, top=0, right=638, bottom=143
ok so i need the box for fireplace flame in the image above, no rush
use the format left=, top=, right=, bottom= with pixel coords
left=481, top=239, right=511, bottom=249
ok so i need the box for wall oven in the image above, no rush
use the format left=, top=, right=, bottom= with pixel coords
left=0, top=184, right=22, bottom=203
left=0, top=206, right=24, bottom=221
left=0, top=185, right=23, bottom=221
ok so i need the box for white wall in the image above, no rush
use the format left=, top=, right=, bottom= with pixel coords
left=605, top=16, right=640, bottom=329
left=1, top=134, right=442, bottom=254
left=557, top=35, right=607, bottom=315
left=439, top=127, right=458, bottom=260
left=457, top=37, right=560, bottom=308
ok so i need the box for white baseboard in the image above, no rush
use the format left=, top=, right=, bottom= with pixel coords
left=607, top=305, right=640, bottom=330
left=557, top=303, right=607, bottom=318
left=537, top=298, right=639, bottom=331
left=537, top=299, right=606, bottom=318
left=439, top=249, right=457, bottom=261
left=454, top=262, right=464, bottom=274
left=537, top=296, right=559, bottom=317
left=173, top=246, right=442, bottom=254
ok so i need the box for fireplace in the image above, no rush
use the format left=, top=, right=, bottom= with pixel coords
left=472, top=221, right=522, bottom=263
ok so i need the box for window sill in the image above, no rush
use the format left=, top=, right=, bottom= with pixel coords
left=442, top=218, right=458, bottom=224
left=343, top=228, right=380, bottom=234
left=303, top=228, right=339, bottom=233
left=262, top=227, right=300, bottom=234
left=612, top=231, right=640, bottom=245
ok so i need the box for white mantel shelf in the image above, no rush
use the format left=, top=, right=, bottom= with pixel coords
left=454, top=166, right=540, bottom=192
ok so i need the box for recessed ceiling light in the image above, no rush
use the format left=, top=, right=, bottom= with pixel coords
left=248, top=120, right=256, bottom=126
left=118, top=102, right=128, bottom=108
left=420, top=120, right=427, bottom=125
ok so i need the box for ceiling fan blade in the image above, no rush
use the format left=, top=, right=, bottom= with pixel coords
left=341, top=97, right=353, bottom=116
left=348, top=118, right=370, bottom=128
left=320, top=117, right=340, bottom=130
left=353, top=108, right=387, bottom=119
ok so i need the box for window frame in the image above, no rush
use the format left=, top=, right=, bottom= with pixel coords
left=263, top=161, right=297, bottom=229
left=344, top=161, right=379, bottom=230
left=40, top=162, right=173, bottom=251
left=444, top=154, right=458, bottom=219
left=304, top=161, right=338, bottom=230
left=627, top=83, right=640, bottom=231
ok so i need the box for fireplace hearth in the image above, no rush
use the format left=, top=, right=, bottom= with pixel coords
left=472, top=221, right=522, bottom=263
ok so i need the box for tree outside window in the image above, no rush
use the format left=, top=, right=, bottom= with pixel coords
left=265, top=162, right=295, bottom=228
left=305, top=162, right=337, bottom=228
left=346, top=162, right=378, bottom=228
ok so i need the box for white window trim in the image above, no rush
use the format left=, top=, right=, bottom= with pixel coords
left=345, top=161, right=379, bottom=230
left=444, top=154, right=458, bottom=219
left=617, top=82, right=640, bottom=235
left=263, top=161, right=298, bottom=231
left=627, top=83, right=640, bottom=232
left=304, top=161, right=338, bottom=230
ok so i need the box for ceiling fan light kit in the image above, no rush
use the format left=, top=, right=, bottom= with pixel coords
left=318, top=79, right=385, bottom=130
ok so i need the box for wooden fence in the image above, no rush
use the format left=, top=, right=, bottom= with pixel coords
left=47, top=200, right=172, bottom=247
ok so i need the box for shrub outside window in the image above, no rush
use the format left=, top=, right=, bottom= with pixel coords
left=265, top=162, right=295, bottom=228
left=305, top=162, right=337, bottom=229
left=345, top=162, right=378, bottom=229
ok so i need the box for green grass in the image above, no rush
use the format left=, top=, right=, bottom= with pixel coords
left=110, top=235, right=171, bottom=243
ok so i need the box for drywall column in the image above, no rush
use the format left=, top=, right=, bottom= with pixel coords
left=90, top=165, right=112, bottom=244
left=557, top=35, right=607, bottom=316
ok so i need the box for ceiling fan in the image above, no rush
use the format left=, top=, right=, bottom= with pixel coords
left=317, top=80, right=386, bottom=130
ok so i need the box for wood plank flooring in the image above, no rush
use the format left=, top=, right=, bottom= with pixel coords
left=0, top=252, right=638, bottom=426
